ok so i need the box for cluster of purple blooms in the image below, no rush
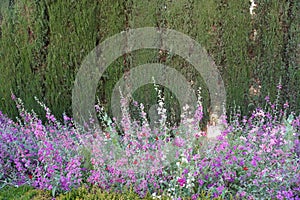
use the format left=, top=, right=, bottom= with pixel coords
left=0, top=92, right=299, bottom=199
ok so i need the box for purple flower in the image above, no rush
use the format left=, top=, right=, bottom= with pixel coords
left=276, top=192, right=284, bottom=200
left=191, top=194, right=199, bottom=200
left=277, top=84, right=282, bottom=90
left=177, top=177, right=186, bottom=187
left=173, top=137, right=185, bottom=147
left=282, top=190, right=294, bottom=199
left=193, top=105, right=203, bottom=123
left=217, top=185, right=225, bottom=193
left=239, top=160, right=245, bottom=166
left=11, top=93, right=16, bottom=100
left=182, top=168, right=189, bottom=175
left=238, top=191, right=246, bottom=198
left=94, top=105, right=101, bottom=112
left=63, top=115, right=71, bottom=122
left=265, top=95, right=270, bottom=102
left=198, top=179, right=204, bottom=186
left=251, top=159, right=257, bottom=167
left=133, top=101, right=139, bottom=107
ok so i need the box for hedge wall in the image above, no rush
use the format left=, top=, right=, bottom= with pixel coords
left=0, top=0, right=299, bottom=123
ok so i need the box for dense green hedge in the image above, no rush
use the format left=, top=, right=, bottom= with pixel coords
left=0, top=0, right=299, bottom=123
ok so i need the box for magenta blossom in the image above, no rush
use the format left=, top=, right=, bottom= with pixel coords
left=177, top=177, right=186, bottom=187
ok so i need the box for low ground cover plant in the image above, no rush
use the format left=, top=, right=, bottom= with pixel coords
left=0, top=85, right=299, bottom=199
left=0, top=185, right=223, bottom=200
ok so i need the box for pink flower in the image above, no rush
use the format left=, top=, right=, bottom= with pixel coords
left=277, top=84, right=282, bottom=90
left=11, top=93, right=16, bottom=100
left=63, top=115, right=70, bottom=122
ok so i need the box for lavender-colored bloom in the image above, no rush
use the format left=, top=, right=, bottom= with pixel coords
left=193, top=105, right=203, bottom=124
left=173, top=137, right=185, bottom=147
left=217, top=185, right=225, bottom=193
left=238, top=191, right=246, bottom=198
left=11, top=93, right=16, bottom=100
left=191, top=194, right=199, bottom=200
left=271, top=104, right=275, bottom=109
left=182, top=168, right=189, bottom=175
left=282, top=190, right=294, bottom=199
left=198, top=179, right=204, bottom=186
left=239, top=159, right=245, bottom=166
left=265, top=95, right=270, bottom=102
left=276, top=192, right=284, bottom=200
left=277, top=84, right=282, bottom=90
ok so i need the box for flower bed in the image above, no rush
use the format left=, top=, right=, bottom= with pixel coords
left=0, top=90, right=299, bottom=199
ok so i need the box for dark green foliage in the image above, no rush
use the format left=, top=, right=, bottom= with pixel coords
left=251, top=0, right=300, bottom=113
left=0, top=0, right=299, bottom=123
left=44, top=0, right=99, bottom=120
left=0, top=0, right=46, bottom=119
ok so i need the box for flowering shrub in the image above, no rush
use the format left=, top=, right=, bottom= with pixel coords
left=0, top=95, right=85, bottom=196
left=84, top=86, right=205, bottom=198
left=191, top=111, right=300, bottom=199
left=0, top=86, right=299, bottom=199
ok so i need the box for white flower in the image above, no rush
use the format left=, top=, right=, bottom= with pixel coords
left=181, top=156, right=188, bottom=164
left=239, top=136, right=247, bottom=142
left=186, top=118, right=194, bottom=124
left=152, top=193, right=162, bottom=199
left=250, top=0, right=257, bottom=16
left=275, top=176, right=283, bottom=181
left=253, top=29, right=257, bottom=40
left=158, top=101, right=164, bottom=107
left=183, top=104, right=190, bottom=111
